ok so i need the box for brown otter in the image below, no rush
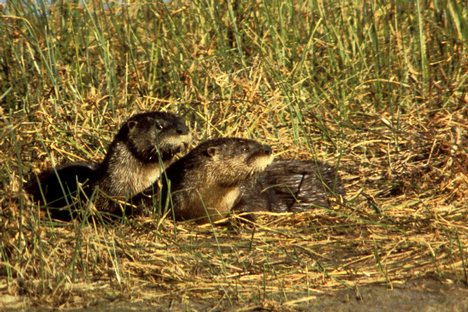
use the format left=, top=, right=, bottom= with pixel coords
left=26, top=111, right=191, bottom=220
left=234, top=159, right=345, bottom=219
left=137, top=138, right=274, bottom=224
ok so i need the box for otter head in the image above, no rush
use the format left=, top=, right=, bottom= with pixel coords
left=200, top=138, right=274, bottom=186
left=120, top=112, right=192, bottom=164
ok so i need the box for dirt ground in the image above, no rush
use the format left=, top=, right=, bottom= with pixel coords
left=304, top=277, right=467, bottom=312
left=2, top=276, right=466, bottom=312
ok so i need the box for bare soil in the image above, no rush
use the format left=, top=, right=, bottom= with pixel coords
left=2, top=276, right=467, bottom=311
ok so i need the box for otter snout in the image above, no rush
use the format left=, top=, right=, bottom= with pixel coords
left=175, top=122, right=189, bottom=135
left=262, top=144, right=272, bottom=155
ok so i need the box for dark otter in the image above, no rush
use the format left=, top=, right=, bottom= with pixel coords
left=139, top=138, right=274, bottom=224
left=26, top=162, right=98, bottom=219
left=26, top=111, right=191, bottom=220
left=234, top=159, right=345, bottom=219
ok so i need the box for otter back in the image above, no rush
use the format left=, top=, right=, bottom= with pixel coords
left=25, top=162, right=98, bottom=220
left=234, top=159, right=345, bottom=218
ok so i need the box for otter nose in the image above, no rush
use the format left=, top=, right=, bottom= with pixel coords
left=176, top=122, right=189, bottom=135
left=262, top=145, right=272, bottom=155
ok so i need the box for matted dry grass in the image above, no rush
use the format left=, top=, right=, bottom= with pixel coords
left=1, top=103, right=466, bottom=310
left=1, top=0, right=467, bottom=310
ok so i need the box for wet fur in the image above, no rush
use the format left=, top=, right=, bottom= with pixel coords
left=234, top=159, right=345, bottom=218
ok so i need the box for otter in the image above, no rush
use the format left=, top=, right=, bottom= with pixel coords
left=136, top=138, right=274, bottom=224
left=26, top=111, right=192, bottom=220
left=234, top=159, right=345, bottom=219
left=26, top=162, right=98, bottom=220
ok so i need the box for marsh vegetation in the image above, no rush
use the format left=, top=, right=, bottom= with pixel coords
left=1, top=0, right=466, bottom=310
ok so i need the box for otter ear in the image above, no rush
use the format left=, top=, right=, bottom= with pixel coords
left=127, top=120, right=138, bottom=132
left=206, top=146, right=219, bottom=158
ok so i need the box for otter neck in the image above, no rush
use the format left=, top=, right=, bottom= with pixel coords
left=98, top=140, right=165, bottom=197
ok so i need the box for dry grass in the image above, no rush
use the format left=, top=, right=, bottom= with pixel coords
left=1, top=0, right=467, bottom=310
left=1, top=104, right=466, bottom=310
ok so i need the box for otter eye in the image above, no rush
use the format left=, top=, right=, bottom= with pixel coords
left=155, top=123, right=164, bottom=130
left=240, top=146, right=248, bottom=153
